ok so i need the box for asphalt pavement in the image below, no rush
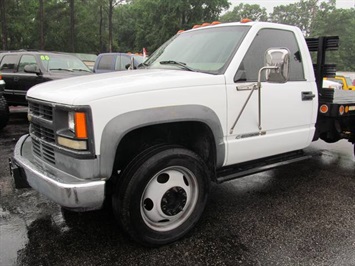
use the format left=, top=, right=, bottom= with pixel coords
left=0, top=108, right=354, bottom=266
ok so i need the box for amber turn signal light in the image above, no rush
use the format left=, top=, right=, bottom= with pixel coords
left=75, top=112, right=88, bottom=139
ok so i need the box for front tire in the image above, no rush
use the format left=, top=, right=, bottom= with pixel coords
left=112, top=145, right=210, bottom=246
left=0, top=96, right=9, bottom=130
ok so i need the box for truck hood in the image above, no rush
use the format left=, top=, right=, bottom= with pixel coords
left=27, top=69, right=225, bottom=105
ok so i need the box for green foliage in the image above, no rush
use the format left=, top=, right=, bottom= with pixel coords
left=116, top=0, right=230, bottom=53
left=1, top=0, right=229, bottom=54
left=0, top=0, right=354, bottom=71
left=2, top=0, right=39, bottom=49
left=269, top=0, right=354, bottom=71
left=220, top=3, right=268, bottom=22
left=312, top=7, right=355, bottom=71
left=269, top=0, right=327, bottom=36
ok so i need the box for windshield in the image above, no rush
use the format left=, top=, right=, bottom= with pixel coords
left=345, top=77, right=352, bottom=86
left=144, top=26, right=250, bottom=74
left=133, top=55, right=144, bottom=65
left=40, top=54, right=92, bottom=72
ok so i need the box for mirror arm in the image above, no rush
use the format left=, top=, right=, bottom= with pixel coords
left=257, top=66, right=279, bottom=131
left=229, top=83, right=258, bottom=134
left=229, top=65, right=279, bottom=135
left=128, top=57, right=135, bottom=70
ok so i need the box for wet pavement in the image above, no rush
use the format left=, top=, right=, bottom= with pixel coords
left=0, top=108, right=354, bottom=266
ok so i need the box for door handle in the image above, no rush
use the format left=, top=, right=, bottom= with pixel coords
left=302, top=91, right=315, bottom=101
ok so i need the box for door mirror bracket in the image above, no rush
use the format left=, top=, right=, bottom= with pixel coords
left=230, top=48, right=290, bottom=134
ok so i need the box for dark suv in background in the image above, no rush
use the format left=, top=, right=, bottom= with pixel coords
left=0, top=51, right=92, bottom=106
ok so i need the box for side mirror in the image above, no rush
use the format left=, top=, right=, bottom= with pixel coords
left=24, top=64, right=42, bottom=75
left=126, top=57, right=136, bottom=70
left=265, top=48, right=290, bottom=83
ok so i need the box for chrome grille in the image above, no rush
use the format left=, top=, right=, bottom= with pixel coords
left=32, top=138, right=56, bottom=165
left=31, top=124, right=55, bottom=143
left=29, top=102, right=53, bottom=121
left=28, top=100, right=56, bottom=165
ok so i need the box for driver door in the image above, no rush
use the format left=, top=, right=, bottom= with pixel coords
left=226, top=28, right=317, bottom=165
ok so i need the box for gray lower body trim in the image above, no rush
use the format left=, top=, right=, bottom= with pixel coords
left=100, top=105, right=226, bottom=176
left=13, top=134, right=105, bottom=210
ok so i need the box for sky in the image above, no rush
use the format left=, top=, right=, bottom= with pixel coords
left=228, top=0, right=355, bottom=13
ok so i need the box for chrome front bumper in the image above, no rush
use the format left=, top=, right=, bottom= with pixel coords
left=10, top=134, right=105, bottom=211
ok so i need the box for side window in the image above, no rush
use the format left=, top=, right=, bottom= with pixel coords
left=18, top=55, right=37, bottom=72
left=120, top=55, right=131, bottom=70
left=0, top=55, right=19, bottom=73
left=97, top=55, right=114, bottom=70
left=133, top=56, right=144, bottom=68
left=235, top=29, right=305, bottom=82
left=114, top=55, right=122, bottom=70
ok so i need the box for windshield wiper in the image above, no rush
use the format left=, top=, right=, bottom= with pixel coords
left=72, top=69, right=92, bottom=72
left=49, top=68, right=74, bottom=72
left=159, top=60, right=195, bottom=71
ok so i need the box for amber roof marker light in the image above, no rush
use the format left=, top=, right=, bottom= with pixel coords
left=240, top=18, right=253, bottom=23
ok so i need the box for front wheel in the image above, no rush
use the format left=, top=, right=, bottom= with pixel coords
left=0, top=96, right=9, bottom=130
left=112, top=145, right=210, bottom=246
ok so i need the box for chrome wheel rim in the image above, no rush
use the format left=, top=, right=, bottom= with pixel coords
left=140, top=166, right=199, bottom=232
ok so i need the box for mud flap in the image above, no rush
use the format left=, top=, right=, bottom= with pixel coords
left=9, top=157, right=30, bottom=189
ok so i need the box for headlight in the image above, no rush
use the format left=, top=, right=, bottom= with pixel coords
left=67, top=111, right=88, bottom=139
left=68, top=111, right=75, bottom=133
left=57, top=111, right=89, bottom=150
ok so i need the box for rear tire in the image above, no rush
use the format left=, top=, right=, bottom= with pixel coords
left=320, top=132, right=340, bottom=143
left=112, top=145, right=210, bottom=246
left=0, top=96, right=9, bottom=130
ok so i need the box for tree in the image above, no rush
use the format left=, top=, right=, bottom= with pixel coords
left=220, top=3, right=268, bottom=22
left=269, top=0, right=355, bottom=71
left=115, top=0, right=230, bottom=54
left=312, top=6, right=355, bottom=71
left=269, top=0, right=337, bottom=37
left=1, top=0, right=39, bottom=50
left=75, top=0, right=109, bottom=53
left=3, top=0, right=352, bottom=72
left=108, top=0, right=115, bottom=52
left=69, top=0, right=75, bottom=52
left=108, top=0, right=127, bottom=52
left=0, top=0, right=7, bottom=50
left=39, top=0, right=44, bottom=49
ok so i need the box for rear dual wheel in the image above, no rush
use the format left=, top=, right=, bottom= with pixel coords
left=112, top=145, right=210, bottom=246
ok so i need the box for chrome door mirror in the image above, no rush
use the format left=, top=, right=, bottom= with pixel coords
left=265, top=48, right=290, bottom=83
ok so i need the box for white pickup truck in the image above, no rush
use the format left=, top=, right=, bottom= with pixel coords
left=10, top=21, right=355, bottom=246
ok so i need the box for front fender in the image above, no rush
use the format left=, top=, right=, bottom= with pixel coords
left=99, top=105, right=225, bottom=177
